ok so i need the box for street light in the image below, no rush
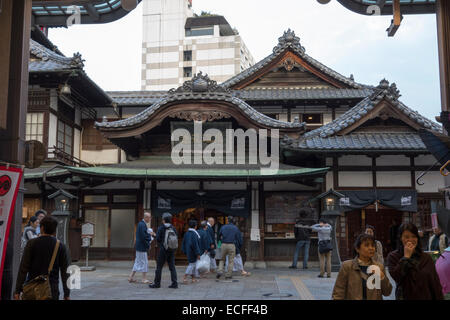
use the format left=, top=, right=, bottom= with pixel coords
left=48, top=189, right=77, bottom=246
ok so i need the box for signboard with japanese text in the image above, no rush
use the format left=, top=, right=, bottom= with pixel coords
left=82, top=222, right=95, bottom=238
left=265, top=193, right=316, bottom=224
left=0, top=166, right=23, bottom=296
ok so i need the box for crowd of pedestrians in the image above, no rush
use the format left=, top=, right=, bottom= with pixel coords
left=12, top=208, right=450, bottom=300
left=289, top=213, right=449, bottom=300
left=142, top=213, right=250, bottom=288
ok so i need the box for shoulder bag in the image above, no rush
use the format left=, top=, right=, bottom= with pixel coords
left=22, top=240, right=60, bottom=300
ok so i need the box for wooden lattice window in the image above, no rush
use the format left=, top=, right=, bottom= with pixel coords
left=26, top=113, right=44, bottom=143
left=28, top=90, right=50, bottom=107
left=417, top=197, right=445, bottom=231
left=57, top=119, right=73, bottom=155
left=82, top=119, right=115, bottom=150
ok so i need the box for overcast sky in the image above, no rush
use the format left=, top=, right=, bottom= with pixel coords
left=48, top=0, right=440, bottom=121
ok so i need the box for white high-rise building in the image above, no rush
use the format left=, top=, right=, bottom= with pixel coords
left=141, top=0, right=255, bottom=91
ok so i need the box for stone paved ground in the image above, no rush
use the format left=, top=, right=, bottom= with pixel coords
left=67, top=261, right=396, bottom=300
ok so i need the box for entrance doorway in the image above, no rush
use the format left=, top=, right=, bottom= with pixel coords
left=365, top=208, right=402, bottom=257
left=84, top=207, right=136, bottom=259
left=345, top=207, right=403, bottom=260
left=157, top=207, right=242, bottom=262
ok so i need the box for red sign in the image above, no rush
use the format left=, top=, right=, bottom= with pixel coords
left=0, top=166, right=23, bottom=298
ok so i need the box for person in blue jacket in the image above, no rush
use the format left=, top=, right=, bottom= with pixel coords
left=197, top=221, right=213, bottom=277
left=129, top=212, right=153, bottom=284
left=198, top=221, right=212, bottom=254
left=181, top=220, right=202, bottom=284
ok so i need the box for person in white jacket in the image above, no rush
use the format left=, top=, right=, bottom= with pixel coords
left=310, top=218, right=332, bottom=278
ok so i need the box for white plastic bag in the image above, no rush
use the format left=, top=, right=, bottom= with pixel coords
left=196, top=253, right=210, bottom=274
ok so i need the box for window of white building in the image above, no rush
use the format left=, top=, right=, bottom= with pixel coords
left=183, top=50, right=192, bottom=61
left=183, top=67, right=192, bottom=78
left=185, top=27, right=214, bottom=37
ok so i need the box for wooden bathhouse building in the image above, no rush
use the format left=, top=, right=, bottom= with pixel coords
left=23, top=29, right=445, bottom=266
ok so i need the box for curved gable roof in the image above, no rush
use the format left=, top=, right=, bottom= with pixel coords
left=304, top=79, right=441, bottom=139
left=96, top=73, right=306, bottom=134
left=222, top=29, right=369, bottom=90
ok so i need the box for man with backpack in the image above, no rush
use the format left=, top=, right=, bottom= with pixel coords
left=149, top=212, right=178, bottom=289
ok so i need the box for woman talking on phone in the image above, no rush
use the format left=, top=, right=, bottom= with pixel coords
left=386, top=223, right=443, bottom=300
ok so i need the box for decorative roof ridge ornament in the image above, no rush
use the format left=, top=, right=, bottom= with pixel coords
left=273, top=29, right=305, bottom=54
left=168, top=71, right=231, bottom=94
left=371, top=78, right=401, bottom=101
left=71, top=52, right=85, bottom=68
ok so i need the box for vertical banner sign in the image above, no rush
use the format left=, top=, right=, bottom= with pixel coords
left=0, top=166, right=23, bottom=296
left=431, top=213, right=439, bottom=229
left=430, top=200, right=438, bottom=229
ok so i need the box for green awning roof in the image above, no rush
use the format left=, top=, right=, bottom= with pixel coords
left=65, top=165, right=329, bottom=180
left=24, top=168, right=69, bottom=180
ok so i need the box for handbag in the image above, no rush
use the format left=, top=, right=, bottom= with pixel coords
left=22, top=240, right=60, bottom=300
left=196, top=253, right=211, bottom=274
left=318, top=239, right=332, bottom=254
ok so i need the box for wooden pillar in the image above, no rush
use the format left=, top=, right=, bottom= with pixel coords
left=361, top=209, right=366, bottom=230
left=0, top=0, right=32, bottom=300
left=138, top=181, right=145, bottom=220
left=372, top=156, right=377, bottom=188
left=410, top=156, right=416, bottom=189
left=437, top=0, right=450, bottom=115
left=258, top=182, right=265, bottom=261
left=333, top=156, right=339, bottom=190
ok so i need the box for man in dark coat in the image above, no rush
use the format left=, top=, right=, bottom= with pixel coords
left=207, top=217, right=217, bottom=271
left=290, top=209, right=313, bottom=270
left=15, top=216, right=70, bottom=300
left=129, top=212, right=153, bottom=283
left=181, top=220, right=202, bottom=283
left=149, top=212, right=178, bottom=289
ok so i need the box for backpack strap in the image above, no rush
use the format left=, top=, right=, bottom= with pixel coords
left=48, top=240, right=60, bottom=274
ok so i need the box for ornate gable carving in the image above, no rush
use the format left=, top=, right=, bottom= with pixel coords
left=168, top=72, right=230, bottom=94
left=168, top=111, right=231, bottom=122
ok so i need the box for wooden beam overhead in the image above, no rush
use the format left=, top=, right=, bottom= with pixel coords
left=387, top=0, right=403, bottom=37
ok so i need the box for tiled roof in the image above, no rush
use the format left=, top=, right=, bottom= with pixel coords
left=107, top=88, right=373, bottom=106
left=283, top=132, right=428, bottom=152
left=222, top=29, right=368, bottom=89
left=29, top=39, right=84, bottom=73
left=304, top=79, right=441, bottom=139
left=235, top=88, right=373, bottom=101
left=97, top=73, right=306, bottom=131
left=107, top=91, right=167, bottom=105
